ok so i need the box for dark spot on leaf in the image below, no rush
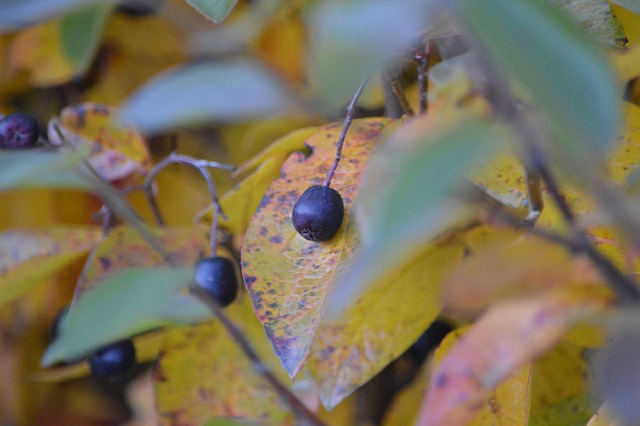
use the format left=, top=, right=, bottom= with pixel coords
left=435, top=373, right=448, bottom=388
left=244, top=275, right=257, bottom=286
left=269, top=235, right=282, bottom=244
left=99, top=256, right=111, bottom=270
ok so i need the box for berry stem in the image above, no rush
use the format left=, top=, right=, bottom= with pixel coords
left=384, top=71, right=414, bottom=117
left=143, top=152, right=234, bottom=255
left=414, top=43, right=431, bottom=115
left=190, top=285, right=327, bottom=426
left=324, top=76, right=369, bottom=188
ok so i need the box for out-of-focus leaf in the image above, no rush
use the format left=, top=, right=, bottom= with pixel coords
left=442, top=228, right=604, bottom=319
left=50, top=103, right=152, bottom=187
left=119, top=60, right=292, bottom=134
left=241, top=118, right=392, bottom=378
left=154, top=296, right=291, bottom=425
left=592, top=310, right=640, bottom=424
left=198, top=126, right=316, bottom=235
left=416, top=286, right=612, bottom=426
left=459, top=0, right=620, bottom=171
left=0, top=0, right=116, bottom=34
left=609, top=1, right=640, bottom=46
left=0, top=149, right=90, bottom=191
left=60, top=4, right=112, bottom=75
left=550, top=0, right=626, bottom=47
left=611, top=45, right=640, bottom=82
left=9, top=4, right=112, bottom=86
left=185, top=0, right=238, bottom=24
left=329, top=113, right=500, bottom=318
left=41, top=266, right=207, bottom=366
left=529, top=342, right=592, bottom=424
left=306, top=0, right=429, bottom=110
left=0, top=227, right=102, bottom=307
left=587, top=401, right=623, bottom=426
left=74, top=224, right=208, bottom=295
left=308, top=243, right=463, bottom=409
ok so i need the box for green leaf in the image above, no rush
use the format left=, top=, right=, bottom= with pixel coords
left=41, top=266, right=210, bottom=366
left=0, top=149, right=90, bottom=191
left=119, top=60, right=292, bottom=134
left=60, top=4, right=113, bottom=75
left=459, top=0, right=620, bottom=164
left=0, top=0, right=116, bottom=33
left=328, top=115, right=501, bottom=317
left=185, top=0, right=238, bottom=24
left=306, top=0, right=429, bottom=110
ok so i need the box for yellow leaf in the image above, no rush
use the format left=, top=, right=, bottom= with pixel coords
left=610, top=2, right=640, bottom=46
left=9, top=21, right=76, bottom=87
left=308, top=243, right=463, bottom=409
left=153, top=296, right=291, bottom=425
left=241, top=118, right=393, bottom=378
left=0, top=226, right=103, bottom=307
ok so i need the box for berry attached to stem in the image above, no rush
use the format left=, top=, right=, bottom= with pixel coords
left=0, top=112, right=40, bottom=149
left=194, top=256, right=238, bottom=307
left=292, top=185, right=344, bottom=242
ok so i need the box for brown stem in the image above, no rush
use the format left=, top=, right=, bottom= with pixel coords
left=414, top=45, right=430, bottom=114
left=143, top=152, right=234, bottom=255
left=324, top=77, right=369, bottom=187
left=189, top=285, right=326, bottom=426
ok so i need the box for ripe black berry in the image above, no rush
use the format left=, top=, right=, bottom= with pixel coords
left=194, top=256, right=238, bottom=307
left=0, top=112, right=40, bottom=149
left=89, top=340, right=136, bottom=380
left=292, top=185, right=344, bottom=242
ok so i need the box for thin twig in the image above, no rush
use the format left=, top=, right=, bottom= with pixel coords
left=143, top=152, right=233, bottom=255
left=324, top=77, right=370, bottom=187
left=189, top=286, right=326, bottom=426
left=414, top=45, right=430, bottom=114
left=50, top=122, right=173, bottom=263
left=470, top=184, right=640, bottom=303
left=384, top=71, right=414, bottom=117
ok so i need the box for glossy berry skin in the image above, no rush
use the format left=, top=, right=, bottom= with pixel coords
left=89, top=340, right=136, bottom=380
left=194, top=256, right=238, bottom=307
left=0, top=112, right=40, bottom=149
left=292, top=185, right=344, bottom=242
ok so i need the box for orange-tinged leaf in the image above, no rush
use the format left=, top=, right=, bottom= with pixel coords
left=75, top=224, right=208, bottom=295
left=153, top=296, right=291, bottom=425
left=9, top=21, right=76, bottom=87
left=0, top=226, right=102, bottom=306
left=307, top=243, right=463, bottom=409
left=50, top=103, right=152, bottom=187
left=416, top=286, right=613, bottom=426
left=241, top=118, right=393, bottom=378
left=442, top=229, right=604, bottom=319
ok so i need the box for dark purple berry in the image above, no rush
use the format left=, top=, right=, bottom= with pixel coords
left=194, top=256, right=238, bottom=307
left=89, top=340, right=136, bottom=380
left=0, top=112, right=40, bottom=149
left=292, top=185, right=344, bottom=242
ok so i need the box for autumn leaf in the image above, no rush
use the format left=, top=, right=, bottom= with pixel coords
left=241, top=117, right=393, bottom=378
left=0, top=226, right=102, bottom=306
left=416, top=285, right=613, bottom=426
left=73, top=224, right=208, bottom=295
left=307, top=243, right=463, bottom=410
left=49, top=102, right=152, bottom=187
left=154, top=295, right=292, bottom=425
